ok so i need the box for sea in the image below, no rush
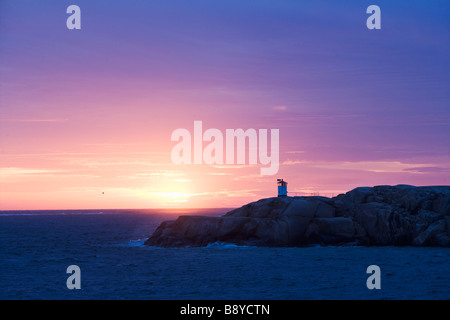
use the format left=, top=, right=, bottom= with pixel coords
left=0, top=209, right=448, bottom=300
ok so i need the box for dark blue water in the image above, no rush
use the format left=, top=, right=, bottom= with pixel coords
left=0, top=209, right=448, bottom=300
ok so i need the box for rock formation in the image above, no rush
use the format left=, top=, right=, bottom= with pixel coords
left=144, top=185, right=450, bottom=247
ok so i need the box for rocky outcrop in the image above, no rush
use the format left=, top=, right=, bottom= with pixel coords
left=144, top=185, right=450, bottom=247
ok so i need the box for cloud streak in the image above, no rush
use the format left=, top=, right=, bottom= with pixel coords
left=0, top=118, right=68, bottom=123
left=281, top=160, right=450, bottom=174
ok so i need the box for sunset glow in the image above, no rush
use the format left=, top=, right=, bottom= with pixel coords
left=1, top=1, right=449, bottom=210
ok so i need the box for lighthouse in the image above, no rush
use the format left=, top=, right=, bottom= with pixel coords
left=277, top=179, right=288, bottom=197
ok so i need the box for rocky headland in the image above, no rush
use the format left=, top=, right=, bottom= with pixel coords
left=144, top=185, right=450, bottom=247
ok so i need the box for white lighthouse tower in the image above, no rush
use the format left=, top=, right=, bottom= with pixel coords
left=277, top=179, right=288, bottom=197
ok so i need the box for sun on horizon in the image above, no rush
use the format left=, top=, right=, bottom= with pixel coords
left=1, top=1, right=449, bottom=211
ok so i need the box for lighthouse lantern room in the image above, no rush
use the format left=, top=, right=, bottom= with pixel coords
left=277, top=179, right=288, bottom=197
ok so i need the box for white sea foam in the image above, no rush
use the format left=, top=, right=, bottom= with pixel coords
left=118, top=238, right=149, bottom=247
left=204, top=241, right=252, bottom=248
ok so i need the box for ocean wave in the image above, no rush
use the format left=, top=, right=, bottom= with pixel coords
left=204, top=241, right=252, bottom=249
left=117, top=238, right=149, bottom=247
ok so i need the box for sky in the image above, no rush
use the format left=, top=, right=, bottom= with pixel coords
left=1, top=0, right=449, bottom=210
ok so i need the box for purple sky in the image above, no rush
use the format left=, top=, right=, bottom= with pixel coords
left=1, top=1, right=449, bottom=209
